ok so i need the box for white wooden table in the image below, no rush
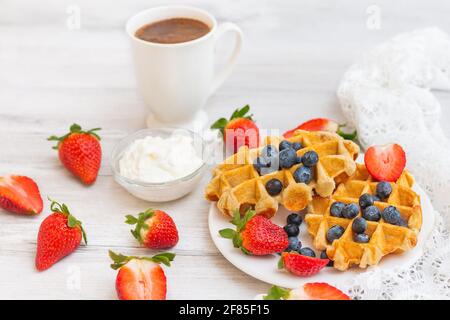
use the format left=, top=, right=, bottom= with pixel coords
left=1, top=0, right=449, bottom=299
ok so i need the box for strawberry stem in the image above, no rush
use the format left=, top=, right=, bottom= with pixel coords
left=48, top=197, right=87, bottom=245
left=219, top=209, right=256, bottom=255
left=210, top=105, right=253, bottom=136
left=47, top=123, right=101, bottom=149
left=337, top=124, right=357, bottom=141
left=108, top=250, right=176, bottom=270
left=124, top=209, right=155, bottom=244
left=264, top=286, right=291, bottom=300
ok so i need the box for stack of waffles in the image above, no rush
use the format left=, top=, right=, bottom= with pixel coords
left=205, top=129, right=423, bottom=270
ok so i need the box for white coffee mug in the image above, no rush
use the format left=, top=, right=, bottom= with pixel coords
left=126, top=6, right=243, bottom=124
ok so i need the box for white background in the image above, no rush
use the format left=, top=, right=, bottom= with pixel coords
left=0, top=0, right=449, bottom=299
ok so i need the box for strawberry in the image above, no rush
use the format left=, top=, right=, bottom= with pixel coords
left=48, top=123, right=102, bottom=185
left=109, top=250, right=175, bottom=300
left=211, top=105, right=260, bottom=153
left=219, top=210, right=288, bottom=255
left=0, top=175, right=43, bottom=215
left=35, top=199, right=87, bottom=271
left=283, top=118, right=357, bottom=140
left=264, top=283, right=350, bottom=300
left=125, top=209, right=179, bottom=249
left=278, top=251, right=328, bottom=277
left=364, top=143, right=406, bottom=182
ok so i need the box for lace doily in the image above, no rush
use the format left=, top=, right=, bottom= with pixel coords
left=336, top=27, right=450, bottom=299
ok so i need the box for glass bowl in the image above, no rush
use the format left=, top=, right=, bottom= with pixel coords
left=110, top=128, right=208, bottom=202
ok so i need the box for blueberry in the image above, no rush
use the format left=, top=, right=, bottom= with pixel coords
left=255, top=156, right=270, bottom=168
left=362, top=205, right=381, bottom=221
left=342, top=203, right=360, bottom=219
left=287, top=237, right=301, bottom=251
left=326, top=225, right=345, bottom=243
left=259, top=166, right=278, bottom=176
left=287, top=213, right=302, bottom=226
left=292, top=142, right=302, bottom=151
left=265, top=178, right=283, bottom=196
left=262, top=166, right=279, bottom=176
left=372, top=195, right=381, bottom=202
left=301, top=151, right=319, bottom=167
left=398, top=218, right=408, bottom=227
left=261, top=145, right=278, bottom=159
left=359, top=193, right=374, bottom=209
left=376, top=181, right=392, bottom=200
left=320, top=250, right=334, bottom=267
left=330, top=201, right=345, bottom=217
left=294, top=240, right=303, bottom=252
left=296, top=156, right=303, bottom=164
left=352, top=217, right=367, bottom=234
left=382, top=206, right=401, bottom=225
left=279, top=148, right=297, bottom=169
left=279, top=140, right=292, bottom=151
left=254, top=156, right=272, bottom=175
left=354, top=233, right=370, bottom=243
left=284, top=223, right=300, bottom=237
left=299, top=247, right=316, bottom=258
left=293, top=166, right=313, bottom=184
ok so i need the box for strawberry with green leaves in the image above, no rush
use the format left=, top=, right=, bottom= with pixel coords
left=125, top=209, right=179, bottom=249
left=48, top=123, right=102, bottom=185
left=219, top=210, right=288, bottom=255
left=211, top=105, right=260, bottom=153
left=109, top=250, right=175, bottom=300
left=35, top=199, right=87, bottom=271
left=283, top=118, right=357, bottom=141
left=264, top=283, right=350, bottom=300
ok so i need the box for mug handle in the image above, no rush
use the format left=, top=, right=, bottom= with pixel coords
left=210, top=22, right=243, bottom=95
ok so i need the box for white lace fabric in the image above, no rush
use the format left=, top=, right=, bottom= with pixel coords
left=337, top=27, right=450, bottom=299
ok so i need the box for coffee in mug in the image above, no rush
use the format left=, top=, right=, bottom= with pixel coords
left=135, top=18, right=211, bottom=44
left=126, top=6, right=243, bottom=124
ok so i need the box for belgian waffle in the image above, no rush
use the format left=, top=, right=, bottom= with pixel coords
left=205, top=130, right=359, bottom=218
left=305, top=164, right=422, bottom=271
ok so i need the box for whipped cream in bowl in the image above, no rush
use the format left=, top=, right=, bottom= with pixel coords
left=111, top=128, right=207, bottom=202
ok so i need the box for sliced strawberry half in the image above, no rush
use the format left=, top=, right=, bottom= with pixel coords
left=364, top=144, right=406, bottom=182
left=283, top=118, right=357, bottom=141
left=109, top=251, right=175, bottom=301
left=279, top=252, right=328, bottom=277
left=293, top=283, right=350, bottom=300
left=264, top=283, right=350, bottom=300
left=284, top=118, right=339, bottom=138
left=0, top=175, right=43, bottom=215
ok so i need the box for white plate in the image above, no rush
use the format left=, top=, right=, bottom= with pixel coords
left=208, top=183, right=435, bottom=288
